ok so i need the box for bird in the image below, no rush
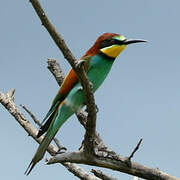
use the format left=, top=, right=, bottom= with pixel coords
left=25, top=33, right=146, bottom=175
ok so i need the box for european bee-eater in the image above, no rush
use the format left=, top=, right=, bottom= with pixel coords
left=25, top=33, right=146, bottom=175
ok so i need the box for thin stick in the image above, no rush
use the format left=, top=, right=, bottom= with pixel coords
left=29, top=0, right=97, bottom=153
left=128, top=138, right=143, bottom=160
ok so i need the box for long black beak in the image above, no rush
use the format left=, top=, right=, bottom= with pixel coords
left=123, top=39, right=147, bottom=45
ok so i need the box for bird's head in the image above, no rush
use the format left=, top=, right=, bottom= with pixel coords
left=83, top=33, right=146, bottom=59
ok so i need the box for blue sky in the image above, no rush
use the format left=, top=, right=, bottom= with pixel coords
left=1, top=0, right=180, bottom=179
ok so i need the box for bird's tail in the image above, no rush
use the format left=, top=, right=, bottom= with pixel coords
left=24, top=127, right=57, bottom=175
left=25, top=102, right=73, bottom=175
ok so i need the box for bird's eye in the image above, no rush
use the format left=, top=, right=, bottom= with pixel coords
left=99, top=39, right=116, bottom=49
left=110, top=39, right=116, bottom=44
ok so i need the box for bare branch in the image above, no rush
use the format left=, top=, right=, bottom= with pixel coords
left=0, top=90, right=100, bottom=180
left=29, top=0, right=97, bottom=153
left=64, top=162, right=101, bottom=180
left=77, top=69, right=97, bottom=153
left=29, top=0, right=76, bottom=66
left=47, top=59, right=64, bottom=85
left=20, top=104, right=41, bottom=126
left=128, top=139, right=143, bottom=160
left=91, top=169, right=118, bottom=180
left=76, top=110, right=87, bottom=128
left=47, top=151, right=179, bottom=180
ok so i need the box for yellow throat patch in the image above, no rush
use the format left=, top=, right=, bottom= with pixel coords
left=100, top=44, right=127, bottom=58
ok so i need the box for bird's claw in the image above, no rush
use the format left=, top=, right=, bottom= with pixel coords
left=85, top=104, right=99, bottom=113
left=89, top=82, right=94, bottom=90
left=95, top=105, right=99, bottom=113
left=76, top=59, right=86, bottom=69
left=77, top=86, right=83, bottom=91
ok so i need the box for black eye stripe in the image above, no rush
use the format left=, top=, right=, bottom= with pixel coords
left=99, top=39, right=114, bottom=49
left=99, top=39, right=125, bottom=49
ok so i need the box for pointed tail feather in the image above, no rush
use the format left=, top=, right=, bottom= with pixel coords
left=24, top=161, right=36, bottom=175
left=24, top=135, right=52, bottom=175
left=25, top=102, right=73, bottom=175
left=24, top=129, right=56, bottom=175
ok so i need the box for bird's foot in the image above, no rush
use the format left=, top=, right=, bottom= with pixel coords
left=85, top=104, right=99, bottom=113
left=77, top=86, right=83, bottom=91
left=89, top=81, right=94, bottom=90
left=76, top=59, right=86, bottom=69
left=95, top=105, right=99, bottom=113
